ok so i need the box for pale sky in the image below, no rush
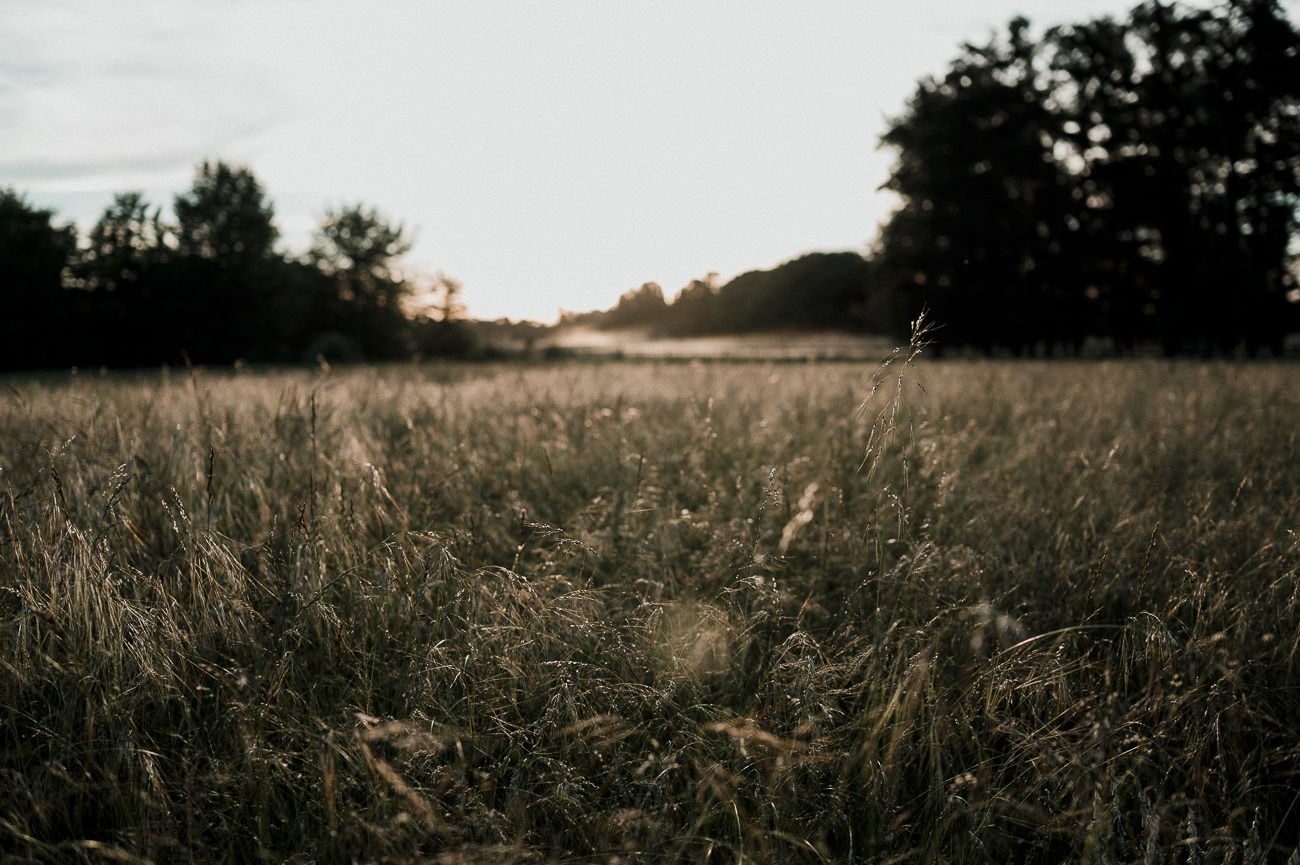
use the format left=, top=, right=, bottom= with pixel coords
left=2, top=0, right=1278, bottom=322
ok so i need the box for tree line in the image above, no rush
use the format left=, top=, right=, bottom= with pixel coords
left=877, top=0, right=1300, bottom=355
left=4, top=0, right=1298, bottom=366
left=567, top=251, right=883, bottom=337
left=583, top=0, right=1300, bottom=355
left=0, top=161, right=479, bottom=371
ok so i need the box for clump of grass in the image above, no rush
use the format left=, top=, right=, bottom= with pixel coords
left=1, top=351, right=1298, bottom=863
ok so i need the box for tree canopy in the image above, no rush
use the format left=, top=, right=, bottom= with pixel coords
left=875, top=0, right=1300, bottom=355
left=174, top=161, right=278, bottom=266
left=576, top=253, right=881, bottom=337
left=0, top=162, right=479, bottom=370
left=0, top=190, right=77, bottom=369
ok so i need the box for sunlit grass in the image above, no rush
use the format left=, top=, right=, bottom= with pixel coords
left=2, top=354, right=1298, bottom=863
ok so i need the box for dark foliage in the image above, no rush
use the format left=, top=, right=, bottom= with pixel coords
left=5, top=0, right=1297, bottom=364
left=0, top=164, right=478, bottom=371
left=583, top=252, right=882, bottom=336
left=0, top=191, right=78, bottom=370
left=600, top=282, right=672, bottom=331
left=710, top=252, right=879, bottom=334
left=877, top=0, right=1300, bottom=356
left=581, top=1, right=1299, bottom=355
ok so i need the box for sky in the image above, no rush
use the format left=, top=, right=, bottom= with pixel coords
left=3, top=0, right=1285, bottom=323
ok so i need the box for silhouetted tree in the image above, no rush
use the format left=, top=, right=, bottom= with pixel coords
left=174, top=161, right=278, bottom=266
left=164, top=161, right=283, bottom=361
left=1050, top=0, right=1300, bottom=354
left=0, top=189, right=77, bottom=369
left=79, top=193, right=170, bottom=293
left=583, top=256, right=886, bottom=336
left=667, top=275, right=721, bottom=336
left=601, top=282, right=670, bottom=330
left=878, top=19, right=1091, bottom=354
left=409, top=272, right=482, bottom=359
left=0, top=164, right=468, bottom=368
left=73, top=193, right=173, bottom=365
left=309, top=204, right=415, bottom=357
left=431, top=272, right=467, bottom=322
left=713, top=252, right=879, bottom=333
left=877, top=1, right=1300, bottom=355
left=310, top=205, right=412, bottom=309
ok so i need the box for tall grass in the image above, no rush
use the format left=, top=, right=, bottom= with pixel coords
left=1, top=353, right=1298, bottom=863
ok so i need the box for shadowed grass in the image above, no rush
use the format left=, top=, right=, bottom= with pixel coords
left=1, top=354, right=1298, bottom=863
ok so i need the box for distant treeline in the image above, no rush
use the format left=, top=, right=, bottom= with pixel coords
left=565, top=252, right=882, bottom=337
left=3, top=0, right=1298, bottom=367
left=0, top=162, right=479, bottom=371
left=581, top=0, right=1300, bottom=356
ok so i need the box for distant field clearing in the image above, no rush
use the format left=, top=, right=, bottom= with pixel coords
left=546, top=327, right=895, bottom=359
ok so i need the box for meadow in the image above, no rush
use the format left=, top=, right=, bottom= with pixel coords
left=1, top=347, right=1298, bottom=864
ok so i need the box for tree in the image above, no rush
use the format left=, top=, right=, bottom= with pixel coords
left=0, top=189, right=78, bottom=369
left=876, top=1, right=1300, bottom=355
left=308, top=204, right=416, bottom=358
left=72, top=192, right=173, bottom=365
left=174, top=161, right=278, bottom=266
left=711, top=253, right=879, bottom=333
left=431, top=272, right=466, bottom=322
left=1050, top=0, right=1300, bottom=353
left=164, top=162, right=284, bottom=361
left=409, top=273, right=482, bottom=359
left=0, top=164, right=459, bottom=367
left=601, top=282, right=669, bottom=330
left=667, top=275, right=721, bottom=336
left=310, top=204, right=413, bottom=311
left=877, top=19, right=1089, bottom=354
left=78, top=192, right=169, bottom=294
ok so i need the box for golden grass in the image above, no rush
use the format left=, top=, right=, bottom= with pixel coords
left=1, top=353, right=1298, bottom=863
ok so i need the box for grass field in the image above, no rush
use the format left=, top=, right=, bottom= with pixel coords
left=2, top=349, right=1299, bottom=863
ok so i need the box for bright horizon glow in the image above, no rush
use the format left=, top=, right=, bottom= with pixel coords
left=2, top=0, right=1280, bottom=323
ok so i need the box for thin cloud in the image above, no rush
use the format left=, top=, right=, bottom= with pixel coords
left=0, top=1, right=293, bottom=191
